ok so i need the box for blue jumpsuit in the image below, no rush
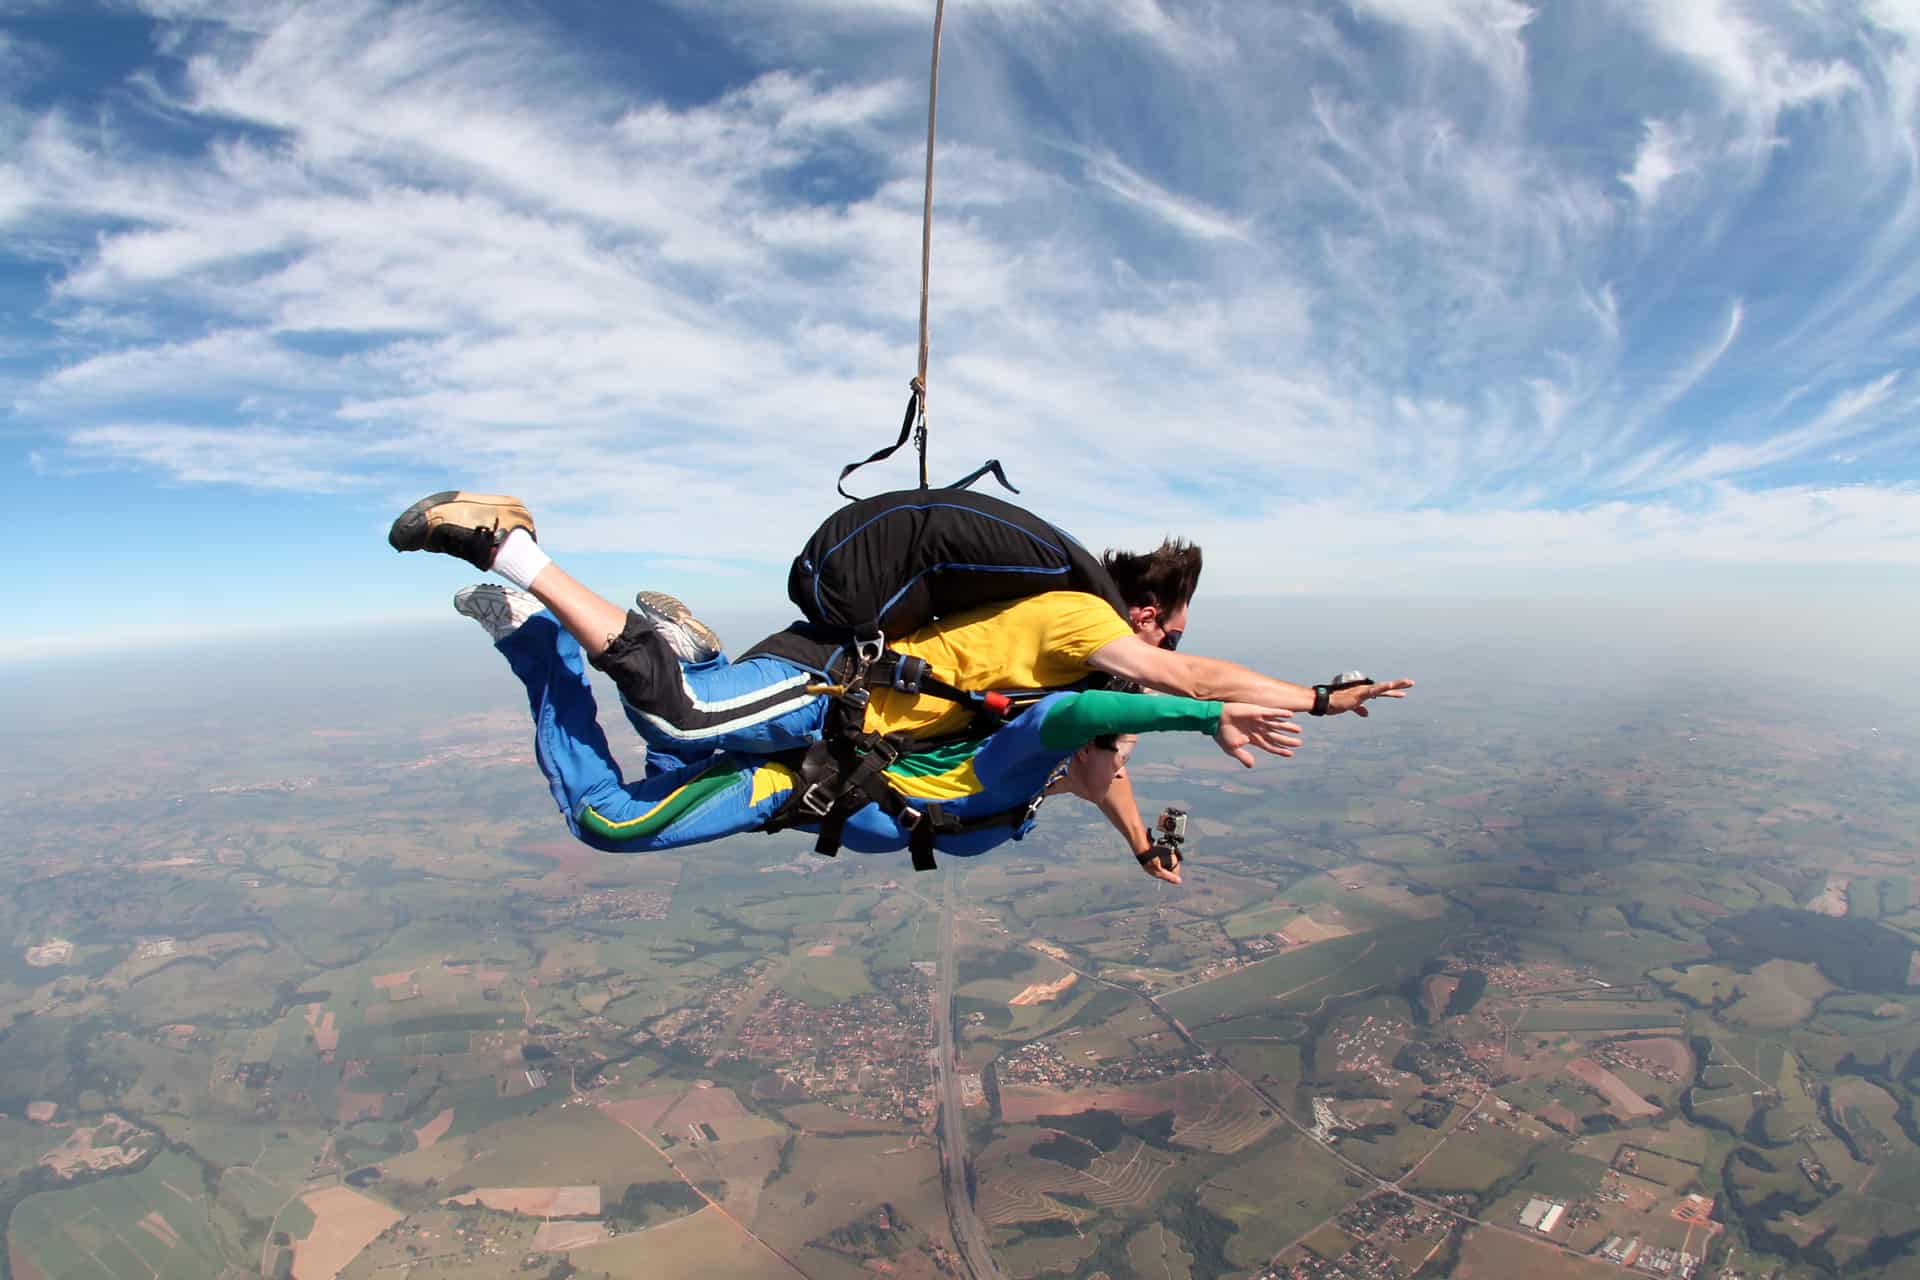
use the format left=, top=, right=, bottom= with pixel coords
left=500, top=612, right=1222, bottom=858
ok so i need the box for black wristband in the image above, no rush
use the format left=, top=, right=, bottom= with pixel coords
left=1311, top=685, right=1332, bottom=717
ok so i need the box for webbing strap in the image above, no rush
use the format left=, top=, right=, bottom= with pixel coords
left=838, top=385, right=923, bottom=500
left=945, top=459, right=1019, bottom=494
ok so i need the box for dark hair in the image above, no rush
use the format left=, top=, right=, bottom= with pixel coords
left=1102, top=538, right=1202, bottom=612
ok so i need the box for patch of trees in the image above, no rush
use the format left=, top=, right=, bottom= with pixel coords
left=1033, top=1107, right=1175, bottom=1153
left=603, top=1180, right=715, bottom=1230
left=1712, top=908, right=1916, bottom=993
left=1720, top=1147, right=1835, bottom=1272
left=812, top=1205, right=909, bottom=1257
left=1009, top=1217, right=1080, bottom=1239
left=1163, top=1192, right=1239, bottom=1280
left=1443, top=970, right=1488, bottom=1017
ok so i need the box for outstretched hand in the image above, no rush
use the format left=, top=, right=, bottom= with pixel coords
left=1215, top=703, right=1302, bottom=768
left=1137, top=843, right=1183, bottom=885
left=1329, top=678, right=1415, bottom=718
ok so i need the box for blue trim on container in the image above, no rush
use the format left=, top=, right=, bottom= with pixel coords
left=874, top=563, right=1068, bottom=624
left=809, top=502, right=1070, bottom=623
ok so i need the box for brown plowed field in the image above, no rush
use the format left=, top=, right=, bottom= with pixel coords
left=1612, top=1036, right=1693, bottom=1078
left=448, top=1185, right=601, bottom=1217
left=305, top=1006, right=339, bottom=1054
left=292, top=1186, right=403, bottom=1280
left=9, top=1240, right=45, bottom=1280
left=532, top=1221, right=609, bottom=1250
left=413, top=1108, right=454, bottom=1148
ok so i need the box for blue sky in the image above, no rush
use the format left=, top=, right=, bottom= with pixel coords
left=5, top=0, right=1918, bottom=662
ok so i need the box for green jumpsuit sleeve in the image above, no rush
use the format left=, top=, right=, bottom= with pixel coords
left=1034, top=689, right=1223, bottom=750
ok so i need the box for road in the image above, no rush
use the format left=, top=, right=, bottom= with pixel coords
left=933, top=871, right=1004, bottom=1280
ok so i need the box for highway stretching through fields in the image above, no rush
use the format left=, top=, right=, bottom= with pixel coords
left=934, top=872, right=1005, bottom=1280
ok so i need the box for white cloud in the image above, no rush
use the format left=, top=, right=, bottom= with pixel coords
left=1620, top=118, right=1689, bottom=208
left=2, top=0, right=1917, bottom=626
left=1661, top=371, right=1904, bottom=485
left=1080, top=148, right=1252, bottom=243
left=63, top=423, right=372, bottom=490
left=1617, top=0, right=1860, bottom=135
left=1345, top=0, right=1536, bottom=101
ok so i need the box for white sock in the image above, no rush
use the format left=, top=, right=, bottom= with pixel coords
left=491, top=529, right=553, bottom=592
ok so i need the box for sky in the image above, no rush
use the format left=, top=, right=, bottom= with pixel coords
left=5, top=0, right=1919, bottom=663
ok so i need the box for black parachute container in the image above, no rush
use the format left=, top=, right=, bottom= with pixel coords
left=788, top=487, right=1126, bottom=642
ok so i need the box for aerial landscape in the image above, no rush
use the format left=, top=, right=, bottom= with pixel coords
left=7, top=0, right=1920, bottom=1277
left=1, top=616, right=1915, bottom=1280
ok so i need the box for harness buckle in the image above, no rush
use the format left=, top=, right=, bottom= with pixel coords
left=889, top=655, right=929, bottom=694
left=900, top=806, right=925, bottom=830
left=797, top=782, right=836, bottom=819
left=1021, top=793, right=1047, bottom=825
left=855, top=633, right=886, bottom=666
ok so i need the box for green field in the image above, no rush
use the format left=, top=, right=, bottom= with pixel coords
left=1162, top=922, right=1454, bottom=1026
left=9, top=1152, right=231, bottom=1280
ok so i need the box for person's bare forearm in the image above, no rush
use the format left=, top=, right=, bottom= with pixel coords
left=1095, top=767, right=1152, bottom=856
left=1149, top=654, right=1317, bottom=711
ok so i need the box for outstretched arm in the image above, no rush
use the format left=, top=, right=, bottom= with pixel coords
left=1091, top=747, right=1154, bottom=851
left=1031, top=691, right=1298, bottom=885
left=1087, top=640, right=1413, bottom=717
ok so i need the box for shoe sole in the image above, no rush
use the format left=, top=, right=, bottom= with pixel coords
left=389, top=490, right=461, bottom=551
left=635, top=590, right=723, bottom=655
left=388, top=490, right=533, bottom=552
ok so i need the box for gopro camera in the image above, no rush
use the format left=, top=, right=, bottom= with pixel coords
left=1156, top=807, right=1188, bottom=847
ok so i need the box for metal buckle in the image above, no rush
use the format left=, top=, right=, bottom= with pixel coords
left=798, top=782, right=835, bottom=819
left=855, top=633, right=886, bottom=666
left=1021, top=794, right=1046, bottom=824
left=889, top=655, right=928, bottom=694
left=900, top=806, right=924, bottom=830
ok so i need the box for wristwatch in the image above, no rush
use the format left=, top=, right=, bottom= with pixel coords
left=1311, top=671, right=1373, bottom=717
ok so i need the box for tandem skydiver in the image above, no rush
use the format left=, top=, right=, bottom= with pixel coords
left=387, top=490, right=1413, bottom=869
left=449, top=581, right=1300, bottom=878
left=386, top=491, right=1414, bottom=740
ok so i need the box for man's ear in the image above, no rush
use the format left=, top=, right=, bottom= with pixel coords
left=1127, top=601, right=1160, bottom=630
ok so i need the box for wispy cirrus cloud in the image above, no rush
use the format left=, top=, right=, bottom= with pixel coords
left=3, top=0, right=1918, bottom=654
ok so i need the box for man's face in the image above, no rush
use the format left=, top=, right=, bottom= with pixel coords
left=1128, top=600, right=1190, bottom=651
left=1062, top=737, right=1133, bottom=799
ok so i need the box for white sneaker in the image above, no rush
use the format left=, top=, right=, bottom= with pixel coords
left=454, top=584, right=543, bottom=642
left=633, top=590, right=723, bottom=664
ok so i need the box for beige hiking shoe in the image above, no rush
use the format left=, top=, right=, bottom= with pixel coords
left=388, top=491, right=536, bottom=570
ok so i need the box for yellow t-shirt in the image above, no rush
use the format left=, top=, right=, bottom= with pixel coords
left=864, top=591, right=1133, bottom=739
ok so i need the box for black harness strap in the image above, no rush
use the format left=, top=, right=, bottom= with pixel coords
left=835, top=384, right=1022, bottom=500
left=838, top=385, right=924, bottom=501
left=763, top=731, right=1049, bottom=873
left=943, top=459, right=1019, bottom=494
